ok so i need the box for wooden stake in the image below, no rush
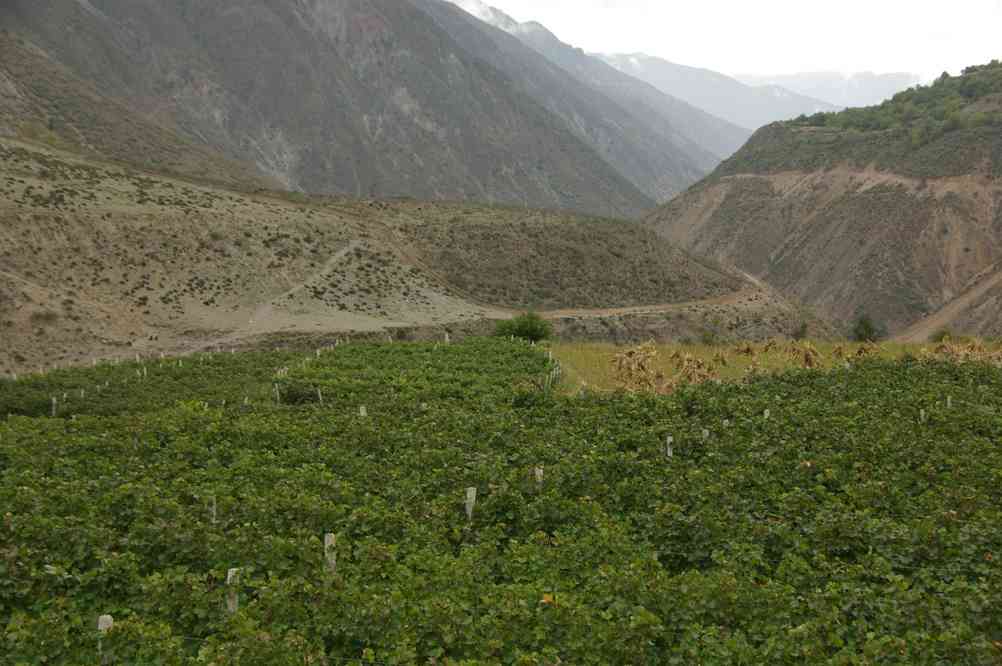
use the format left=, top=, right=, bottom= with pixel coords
left=226, top=568, right=240, bottom=614
left=210, top=496, right=217, bottom=525
left=464, top=487, right=477, bottom=521
left=98, top=614, right=114, bottom=665
left=359, top=405, right=368, bottom=418
left=317, top=389, right=324, bottom=404
left=50, top=397, right=57, bottom=417
left=534, top=467, right=544, bottom=485
left=324, top=533, right=337, bottom=574
left=665, top=435, right=674, bottom=458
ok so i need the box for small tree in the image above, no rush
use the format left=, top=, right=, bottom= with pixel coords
left=851, top=314, right=885, bottom=343
left=496, top=312, right=552, bottom=343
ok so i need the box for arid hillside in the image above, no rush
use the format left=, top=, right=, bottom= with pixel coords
left=0, top=138, right=817, bottom=375
left=648, top=62, right=1002, bottom=338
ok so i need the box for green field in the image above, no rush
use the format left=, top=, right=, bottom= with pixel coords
left=2, top=339, right=1002, bottom=663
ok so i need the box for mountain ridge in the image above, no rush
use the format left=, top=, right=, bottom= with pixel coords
left=647, top=62, right=1002, bottom=338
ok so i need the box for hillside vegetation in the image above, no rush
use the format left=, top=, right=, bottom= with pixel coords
left=717, top=62, right=1002, bottom=179
left=2, top=340, right=1002, bottom=662
left=0, top=137, right=807, bottom=375
left=650, top=61, right=1002, bottom=339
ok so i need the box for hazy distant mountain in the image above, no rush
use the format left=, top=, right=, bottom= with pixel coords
left=600, top=53, right=838, bottom=131
left=736, top=72, right=923, bottom=109
left=442, top=0, right=751, bottom=174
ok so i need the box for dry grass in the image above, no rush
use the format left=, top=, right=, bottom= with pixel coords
left=554, top=338, right=1002, bottom=393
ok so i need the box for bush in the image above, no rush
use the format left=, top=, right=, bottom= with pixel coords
left=496, top=312, right=553, bottom=343
left=930, top=328, right=954, bottom=343
left=851, top=314, right=886, bottom=342
left=791, top=322, right=810, bottom=340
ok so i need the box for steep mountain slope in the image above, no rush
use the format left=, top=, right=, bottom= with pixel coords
left=737, top=71, right=923, bottom=109
left=0, top=0, right=658, bottom=218
left=600, top=53, right=838, bottom=131
left=0, top=138, right=809, bottom=375
left=424, top=0, right=747, bottom=200
left=444, top=1, right=749, bottom=164
left=0, top=32, right=278, bottom=191
left=648, top=62, right=1002, bottom=338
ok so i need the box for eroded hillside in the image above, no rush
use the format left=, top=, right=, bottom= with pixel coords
left=0, top=139, right=814, bottom=374
left=649, top=62, right=1002, bottom=338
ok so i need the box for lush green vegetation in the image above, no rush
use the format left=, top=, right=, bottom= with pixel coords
left=2, top=339, right=1002, bottom=663
left=793, top=62, right=1002, bottom=140
left=715, top=61, right=1002, bottom=179
left=495, top=313, right=553, bottom=343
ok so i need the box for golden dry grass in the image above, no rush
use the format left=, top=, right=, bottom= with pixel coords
left=552, top=338, right=1002, bottom=393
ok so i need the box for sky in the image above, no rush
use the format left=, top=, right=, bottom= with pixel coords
left=479, top=0, right=1002, bottom=80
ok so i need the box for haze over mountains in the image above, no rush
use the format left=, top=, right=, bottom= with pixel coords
left=599, top=53, right=838, bottom=131
left=737, top=71, right=924, bottom=109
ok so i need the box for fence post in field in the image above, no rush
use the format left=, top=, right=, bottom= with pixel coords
left=210, top=496, right=217, bottom=525
left=764, top=409, right=771, bottom=421
left=465, top=487, right=477, bottom=521
left=534, top=467, right=544, bottom=486
left=665, top=435, right=674, bottom=458
left=226, top=568, right=241, bottom=614
left=317, top=388, right=324, bottom=405
left=947, top=396, right=953, bottom=410
left=359, top=405, right=368, bottom=418
left=50, top=397, right=57, bottom=417
left=273, top=383, right=280, bottom=404
left=97, top=614, right=114, bottom=665
left=324, top=533, right=337, bottom=574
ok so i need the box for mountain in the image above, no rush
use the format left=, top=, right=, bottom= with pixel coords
left=438, top=0, right=753, bottom=196
left=737, top=71, right=924, bottom=109
left=0, top=0, right=678, bottom=219
left=647, top=62, right=1002, bottom=339
left=0, top=137, right=812, bottom=375
left=600, top=53, right=838, bottom=131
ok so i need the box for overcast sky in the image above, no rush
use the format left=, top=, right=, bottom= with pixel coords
left=481, top=0, right=1002, bottom=80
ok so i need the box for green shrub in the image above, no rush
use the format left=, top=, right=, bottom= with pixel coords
left=791, top=322, right=810, bottom=340
left=930, top=328, right=954, bottom=343
left=495, top=312, right=553, bottom=342
left=851, top=314, right=887, bottom=342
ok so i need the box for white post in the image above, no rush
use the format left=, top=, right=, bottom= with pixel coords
left=210, top=496, right=217, bottom=525
left=764, top=409, right=771, bottom=421
left=273, top=384, right=280, bottom=404
left=947, top=396, right=953, bottom=410
left=324, top=533, right=337, bottom=574
left=226, top=568, right=241, bottom=614
left=97, top=614, right=114, bottom=665
left=464, top=487, right=477, bottom=521
left=359, top=405, right=368, bottom=418
left=534, top=467, right=544, bottom=485
left=317, top=389, right=324, bottom=405
left=51, top=397, right=57, bottom=417
left=665, top=435, right=674, bottom=458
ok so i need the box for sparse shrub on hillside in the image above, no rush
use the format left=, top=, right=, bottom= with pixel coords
left=931, top=328, right=955, bottom=343
left=495, top=312, right=552, bottom=342
left=851, top=314, right=887, bottom=343
left=791, top=322, right=810, bottom=340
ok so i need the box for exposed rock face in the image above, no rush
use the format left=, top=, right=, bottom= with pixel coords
left=0, top=0, right=706, bottom=217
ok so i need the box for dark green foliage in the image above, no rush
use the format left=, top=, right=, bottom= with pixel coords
left=719, top=61, right=1002, bottom=180
left=791, top=321, right=810, bottom=340
left=2, top=341, right=1002, bottom=663
left=931, top=328, right=955, bottom=343
left=852, top=314, right=887, bottom=342
left=495, top=312, right=553, bottom=342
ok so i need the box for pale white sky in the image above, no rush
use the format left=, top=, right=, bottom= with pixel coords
left=481, top=0, right=1002, bottom=80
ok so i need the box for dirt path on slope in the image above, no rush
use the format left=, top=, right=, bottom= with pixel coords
left=895, top=267, right=1002, bottom=343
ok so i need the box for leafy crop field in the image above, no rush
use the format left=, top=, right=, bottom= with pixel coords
left=2, top=339, right=1002, bottom=663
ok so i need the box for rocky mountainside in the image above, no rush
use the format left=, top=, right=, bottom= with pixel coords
left=600, top=53, right=838, bottom=131
left=444, top=2, right=749, bottom=162
left=648, top=62, right=1002, bottom=338
left=0, top=137, right=814, bottom=375
left=0, top=0, right=747, bottom=217
left=737, top=71, right=923, bottom=109
left=0, top=0, right=667, bottom=218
